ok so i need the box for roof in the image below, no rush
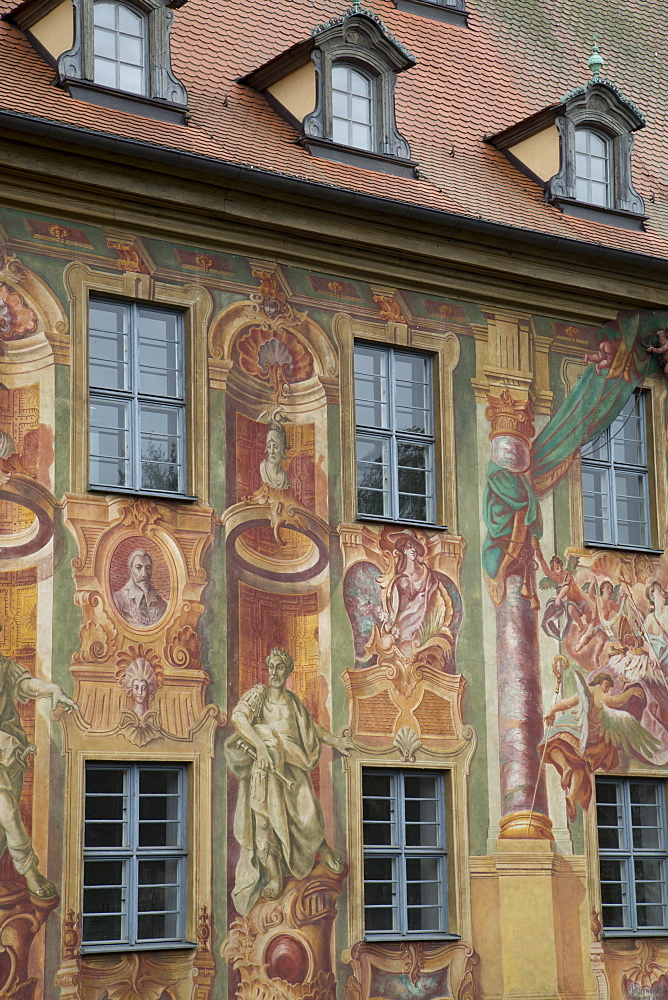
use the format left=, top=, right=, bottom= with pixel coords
left=1, top=0, right=668, bottom=259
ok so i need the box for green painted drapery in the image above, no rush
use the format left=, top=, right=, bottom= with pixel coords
left=482, top=309, right=667, bottom=589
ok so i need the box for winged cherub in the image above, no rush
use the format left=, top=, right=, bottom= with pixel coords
left=646, top=327, right=668, bottom=377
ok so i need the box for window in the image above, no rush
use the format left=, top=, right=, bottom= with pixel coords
left=93, top=1, right=147, bottom=97
left=581, top=392, right=649, bottom=548
left=57, top=0, right=188, bottom=123
left=546, top=81, right=645, bottom=228
left=332, top=65, right=374, bottom=151
left=82, top=763, right=188, bottom=950
left=301, top=11, right=416, bottom=178
left=596, top=777, right=668, bottom=934
left=363, top=769, right=449, bottom=939
left=354, top=344, right=434, bottom=524
left=391, top=0, right=468, bottom=26
left=575, top=128, right=611, bottom=207
left=89, top=298, right=187, bottom=496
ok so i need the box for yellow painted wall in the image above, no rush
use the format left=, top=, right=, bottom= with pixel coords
left=267, top=62, right=316, bottom=124
left=508, top=125, right=560, bottom=181
left=29, top=1, right=73, bottom=60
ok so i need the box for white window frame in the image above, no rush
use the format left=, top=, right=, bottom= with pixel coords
left=88, top=297, right=188, bottom=498
left=331, top=63, right=376, bottom=152
left=354, top=343, right=435, bottom=525
left=581, top=391, right=650, bottom=549
left=93, top=0, right=149, bottom=97
left=81, top=762, right=188, bottom=952
left=362, top=768, right=451, bottom=940
left=575, top=127, right=612, bottom=207
left=596, top=776, right=668, bottom=935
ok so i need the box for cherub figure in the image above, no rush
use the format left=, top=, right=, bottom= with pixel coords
left=646, top=327, right=668, bottom=377
left=536, top=549, right=595, bottom=649
left=584, top=336, right=619, bottom=376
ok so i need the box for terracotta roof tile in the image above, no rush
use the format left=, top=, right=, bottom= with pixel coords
left=2, top=0, right=668, bottom=257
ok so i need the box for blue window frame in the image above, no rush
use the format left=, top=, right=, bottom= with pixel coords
left=89, top=298, right=187, bottom=497
left=354, top=344, right=435, bottom=524
left=362, top=769, right=449, bottom=939
left=82, top=763, right=188, bottom=951
left=596, top=777, right=668, bottom=934
left=581, top=392, right=650, bottom=549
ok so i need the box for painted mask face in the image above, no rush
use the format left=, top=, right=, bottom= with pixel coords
left=491, top=434, right=530, bottom=473
left=131, top=678, right=150, bottom=705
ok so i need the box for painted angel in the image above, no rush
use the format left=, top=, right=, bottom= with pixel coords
left=536, top=550, right=595, bottom=649
left=540, top=668, right=663, bottom=822
left=576, top=579, right=630, bottom=661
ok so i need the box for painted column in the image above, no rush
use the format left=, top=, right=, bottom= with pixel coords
left=496, top=571, right=550, bottom=837
left=483, top=391, right=552, bottom=840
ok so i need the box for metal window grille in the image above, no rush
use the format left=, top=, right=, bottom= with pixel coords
left=596, top=777, right=668, bottom=934
left=362, top=769, right=448, bottom=938
left=93, top=0, right=148, bottom=96
left=332, top=64, right=375, bottom=151
left=354, top=343, right=435, bottom=524
left=82, top=763, right=188, bottom=950
left=581, top=392, right=649, bottom=548
left=89, top=298, right=187, bottom=497
left=575, top=128, right=611, bottom=208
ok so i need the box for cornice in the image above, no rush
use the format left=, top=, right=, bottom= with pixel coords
left=2, top=117, right=668, bottom=322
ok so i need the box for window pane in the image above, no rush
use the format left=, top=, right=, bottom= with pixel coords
left=363, top=771, right=395, bottom=846
left=137, top=309, right=181, bottom=396
left=406, top=856, right=443, bottom=931
left=351, top=123, right=373, bottom=150
left=137, top=911, right=179, bottom=940
left=118, top=2, right=141, bottom=32
left=90, top=301, right=129, bottom=390
left=600, top=857, right=630, bottom=929
left=357, top=435, right=389, bottom=517
left=404, top=773, right=441, bottom=847
left=395, top=355, right=430, bottom=434
left=83, top=859, right=126, bottom=942
left=119, top=64, right=143, bottom=95
left=364, top=856, right=396, bottom=932
left=582, top=465, right=610, bottom=544
left=89, top=398, right=130, bottom=487
left=615, top=471, right=648, bottom=547
left=398, top=442, right=433, bottom=522
left=354, top=346, right=389, bottom=428
left=140, top=405, right=182, bottom=493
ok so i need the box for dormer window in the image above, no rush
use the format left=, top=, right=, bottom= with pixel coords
left=55, top=0, right=188, bottom=123
left=93, top=1, right=147, bottom=96
left=331, top=64, right=374, bottom=151
left=488, top=79, right=646, bottom=231
left=242, top=11, right=417, bottom=179
left=574, top=128, right=611, bottom=207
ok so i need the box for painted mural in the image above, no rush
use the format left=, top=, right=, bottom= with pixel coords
left=0, top=203, right=666, bottom=1000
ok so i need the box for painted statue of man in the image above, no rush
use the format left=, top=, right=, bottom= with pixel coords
left=0, top=650, right=77, bottom=898
left=113, top=548, right=168, bottom=627
left=225, top=648, right=353, bottom=915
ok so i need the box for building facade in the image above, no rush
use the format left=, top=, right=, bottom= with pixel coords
left=0, top=0, right=668, bottom=998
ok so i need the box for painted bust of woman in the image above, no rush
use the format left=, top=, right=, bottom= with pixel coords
left=260, top=416, right=291, bottom=491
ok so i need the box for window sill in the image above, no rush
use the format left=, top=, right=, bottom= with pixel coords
left=551, top=197, right=647, bottom=231
left=88, top=484, right=198, bottom=503
left=80, top=940, right=196, bottom=954
left=62, top=80, right=188, bottom=125
left=303, top=138, right=418, bottom=179
left=602, top=930, right=668, bottom=939
left=356, top=515, right=449, bottom=532
left=392, top=0, right=468, bottom=25
left=583, top=540, right=664, bottom=556
left=364, top=933, right=461, bottom=943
